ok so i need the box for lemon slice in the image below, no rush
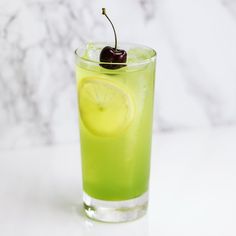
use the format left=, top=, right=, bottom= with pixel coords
left=78, top=77, right=135, bottom=136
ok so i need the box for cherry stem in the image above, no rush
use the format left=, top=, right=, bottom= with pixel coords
left=102, top=8, right=117, bottom=50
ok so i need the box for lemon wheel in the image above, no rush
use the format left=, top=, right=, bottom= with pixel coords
left=78, top=77, right=135, bottom=137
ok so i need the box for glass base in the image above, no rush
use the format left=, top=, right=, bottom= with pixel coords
left=83, top=191, right=148, bottom=223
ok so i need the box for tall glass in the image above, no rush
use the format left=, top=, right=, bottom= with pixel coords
left=75, top=43, right=156, bottom=222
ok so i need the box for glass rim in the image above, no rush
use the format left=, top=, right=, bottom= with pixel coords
left=75, top=42, right=157, bottom=67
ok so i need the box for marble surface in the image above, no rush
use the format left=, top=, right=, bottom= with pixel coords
left=1, top=0, right=236, bottom=148
left=0, top=127, right=236, bottom=235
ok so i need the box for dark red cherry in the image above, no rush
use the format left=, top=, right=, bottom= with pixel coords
left=100, top=46, right=127, bottom=69
left=100, top=8, right=127, bottom=70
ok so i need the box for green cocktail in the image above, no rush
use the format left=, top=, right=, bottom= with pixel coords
left=75, top=42, right=156, bottom=222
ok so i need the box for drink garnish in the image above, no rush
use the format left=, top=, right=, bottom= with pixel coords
left=100, top=8, right=127, bottom=69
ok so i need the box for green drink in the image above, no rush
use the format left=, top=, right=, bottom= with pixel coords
left=75, top=43, right=156, bottom=222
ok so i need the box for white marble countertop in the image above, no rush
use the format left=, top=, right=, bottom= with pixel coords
left=0, top=127, right=236, bottom=236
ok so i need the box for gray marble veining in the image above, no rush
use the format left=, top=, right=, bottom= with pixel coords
left=0, top=0, right=236, bottom=148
